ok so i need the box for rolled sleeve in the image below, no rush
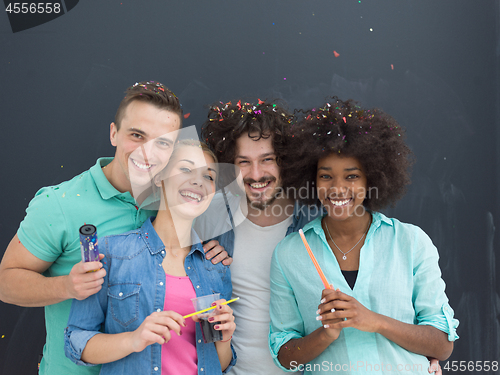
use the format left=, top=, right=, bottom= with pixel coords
left=64, top=268, right=109, bottom=365
left=222, top=343, right=237, bottom=374
left=269, top=243, right=305, bottom=372
left=412, top=229, right=459, bottom=341
left=64, top=327, right=101, bottom=366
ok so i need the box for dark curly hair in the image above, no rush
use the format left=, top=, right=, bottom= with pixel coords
left=287, top=97, right=413, bottom=211
left=201, top=100, right=295, bottom=188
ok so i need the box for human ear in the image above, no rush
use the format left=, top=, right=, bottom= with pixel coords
left=110, top=122, right=118, bottom=146
left=153, top=173, right=163, bottom=188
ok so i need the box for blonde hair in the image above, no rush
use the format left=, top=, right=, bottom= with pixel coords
left=171, top=139, right=218, bottom=165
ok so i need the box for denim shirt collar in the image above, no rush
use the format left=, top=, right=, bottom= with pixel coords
left=140, top=217, right=205, bottom=256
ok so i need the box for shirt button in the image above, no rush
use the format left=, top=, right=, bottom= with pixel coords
left=187, top=267, right=191, bottom=270
left=118, top=292, right=123, bottom=297
left=154, top=366, right=159, bottom=371
left=159, top=282, right=164, bottom=286
left=157, top=309, right=161, bottom=312
left=198, top=339, right=201, bottom=343
left=200, top=368, right=204, bottom=372
left=161, top=251, right=165, bottom=255
left=196, top=285, right=200, bottom=289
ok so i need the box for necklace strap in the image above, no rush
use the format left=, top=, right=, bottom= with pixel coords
left=323, top=216, right=371, bottom=260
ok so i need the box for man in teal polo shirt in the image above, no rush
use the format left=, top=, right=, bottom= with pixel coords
left=0, top=81, right=228, bottom=374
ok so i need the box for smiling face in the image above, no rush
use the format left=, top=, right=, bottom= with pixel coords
left=316, top=153, right=368, bottom=221
left=109, top=100, right=181, bottom=192
left=234, top=133, right=282, bottom=211
left=159, top=145, right=217, bottom=220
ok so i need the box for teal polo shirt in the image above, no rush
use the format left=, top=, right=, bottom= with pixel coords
left=18, top=158, right=156, bottom=375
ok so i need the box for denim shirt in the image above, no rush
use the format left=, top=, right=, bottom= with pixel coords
left=64, top=217, right=236, bottom=375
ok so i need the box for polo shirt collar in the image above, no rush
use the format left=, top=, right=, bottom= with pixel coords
left=90, top=158, right=135, bottom=202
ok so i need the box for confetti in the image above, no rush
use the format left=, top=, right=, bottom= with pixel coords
left=391, top=64, right=394, bottom=70
left=370, top=28, right=373, bottom=32
left=284, top=78, right=287, bottom=80
left=333, top=51, right=340, bottom=58
left=183, top=113, right=191, bottom=119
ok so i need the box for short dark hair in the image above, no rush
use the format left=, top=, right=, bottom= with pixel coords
left=114, top=81, right=182, bottom=129
left=201, top=100, right=295, bottom=187
left=288, top=97, right=413, bottom=210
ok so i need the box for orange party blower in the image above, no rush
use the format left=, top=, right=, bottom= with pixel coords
left=299, top=229, right=332, bottom=289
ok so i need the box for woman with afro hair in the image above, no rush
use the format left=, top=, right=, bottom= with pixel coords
left=268, top=98, right=459, bottom=374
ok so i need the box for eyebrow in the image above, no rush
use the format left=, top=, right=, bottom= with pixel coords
left=156, top=137, right=174, bottom=145
left=235, top=152, right=276, bottom=160
left=128, top=128, right=174, bottom=143
left=179, top=159, right=217, bottom=174
left=128, top=127, right=147, bottom=135
left=318, top=166, right=361, bottom=171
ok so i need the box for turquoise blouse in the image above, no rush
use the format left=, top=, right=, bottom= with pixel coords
left=269, top=212, right=459, bottom=374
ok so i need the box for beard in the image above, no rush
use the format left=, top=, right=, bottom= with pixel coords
left=247, top=193, right=278, bottom=211
left=244, top=176, right=281, bottom=211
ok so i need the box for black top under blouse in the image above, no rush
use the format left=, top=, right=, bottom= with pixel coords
left=341, top=270, right=358, bottom=290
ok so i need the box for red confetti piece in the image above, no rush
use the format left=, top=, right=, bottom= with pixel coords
left=333, top=51, right=340, bottom=58
left=343, top=117, right=346, bottom=123
left=258, top=98, right=265, bottom=105
left=391, top=64, right=394, bottom=70
left=184, top=113, right=191, bottom=119
left=237, top=100, right=242, bottom=110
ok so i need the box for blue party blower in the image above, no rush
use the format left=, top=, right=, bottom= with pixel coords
left=79, top=224, right=99, bottom=265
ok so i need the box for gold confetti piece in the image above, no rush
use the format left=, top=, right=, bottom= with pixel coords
left=77, top=194, right=80, bottom=196
left=62, top=192, right=66, bottom=198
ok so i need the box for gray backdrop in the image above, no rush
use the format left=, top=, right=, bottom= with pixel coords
left=1, top=1, right=499, bottom=374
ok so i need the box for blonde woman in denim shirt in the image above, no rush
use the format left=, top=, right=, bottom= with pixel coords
left=268, top=99, right=458, bottom=374
left=65, top=141, right=236, bottom=374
